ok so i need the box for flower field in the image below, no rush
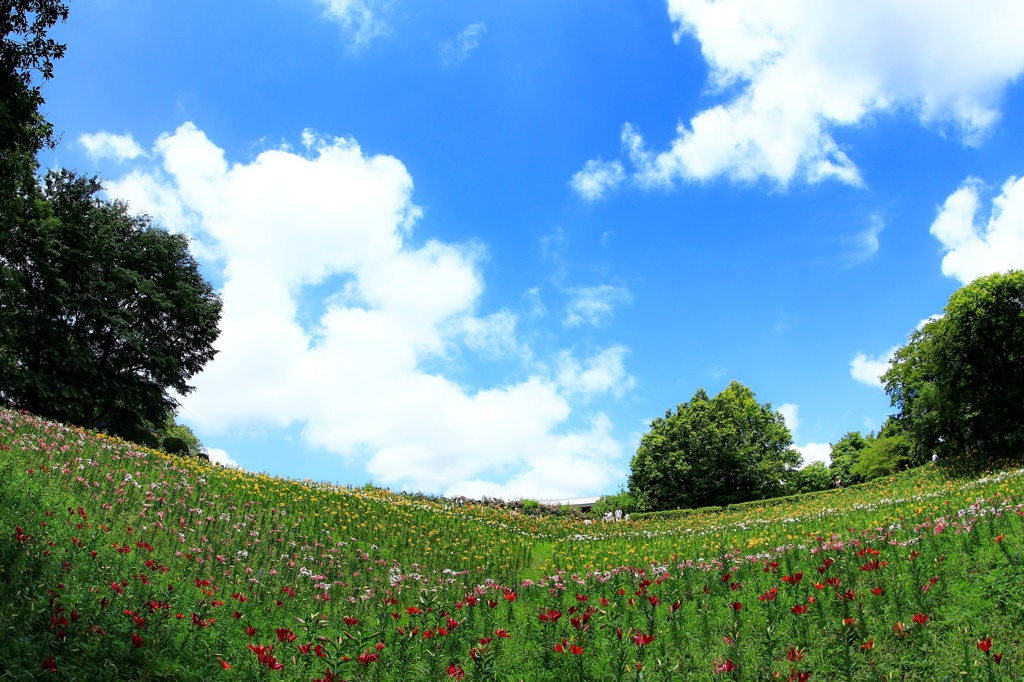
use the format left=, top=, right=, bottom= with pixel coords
left=2, top=408, right=1023, bottom=680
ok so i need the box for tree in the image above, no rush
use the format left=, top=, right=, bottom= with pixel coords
left=157, top=415, right=204, bottom=455
left=882, top=325, right=944, bottom=463
left=785, top=460, right=832, bottom=495
left=1, top=0, right=69, bottom=194
left=884, top=270, right=1024, bottom=460
left=0, top=170, right=222, bottom=438
left=628, top=381, right=799, bottom=511
left=852, top=434, right=912, bottom=480
left=828, top=431, right=870, bottom=485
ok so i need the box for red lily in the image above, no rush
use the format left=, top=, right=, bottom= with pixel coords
left=633, top=631, right=655, bottom=647
left=714, top=658, right=737, bottom=673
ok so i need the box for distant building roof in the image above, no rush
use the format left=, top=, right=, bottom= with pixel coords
left=536, top=496, right=601, bottom=507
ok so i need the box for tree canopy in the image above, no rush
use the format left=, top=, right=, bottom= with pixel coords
left=883, top=270, right=1024, bottom=461
left=0, top=0, right=68, bottom=187
left=828, top=431, right=869, bottom=485
left=628, top=381, right=799, bottom=511
left=0, top=170, right=222, bottom=437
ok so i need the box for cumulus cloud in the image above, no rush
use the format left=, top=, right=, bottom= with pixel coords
left=930, top=175, right=1024, bottom=284
left=564, top=285, right=633, bottom=327
left=850, top=346, right=898, bottom=387
left=205, top=447, right=239, bottom=469
left=78, top=132, right=145, bottom=162
left=777, top=403, right=800, bottom=438
left=442, top=22, right=487, bottom=67
left=571, top=158, right=625, bottom=201
left=778, top=404, right=831, bottom=467
left=574, top=0, right=1024, bottom=195
left=795, top=442, right=831, bottom=467
left=101, top=122, right=627, bottom=498
left=444, top=413, right=622, bottom=500
left=314, top=0, right=390, bottom=49
left=557, top=346, right=635, bottom=399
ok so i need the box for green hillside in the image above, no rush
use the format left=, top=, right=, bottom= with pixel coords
left=2, top=407, right=1023, bottom=680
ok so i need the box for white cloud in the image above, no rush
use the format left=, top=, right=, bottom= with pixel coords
left=314, top=0, right=390, bottom=49
left=522, top=287, right=547, bottom=319
left=777, top=402, right=799, bottom=439
left=579, top=0, right=1024, bottom=190
left=459, top=310, right=522, bottom=360
left=102, top=122, right=627, bottom=499
left=564, top=285, right=633, bottom=327
left=850, top=346, right=898, bottom=387
left=78, top=132, right=145, bottom=162
left=205, top=447, right=239, bottom=469
left=442, top=22, right=487, bottom=67
left=557, top=346, right=635, bottom=399
left=571, top=158, right=625, bottom=201
left=795, top=442, right=831, bottom=467
left=444, top=414, right=622, bottom=500
left=930, top=175, right=1024, bottom=284
left=778, top=404, right=831, bottom=466
left=846, top=215, right=884, bottom=265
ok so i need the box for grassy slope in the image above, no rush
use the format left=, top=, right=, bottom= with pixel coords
left=3, top=408, right=1024, bottom=680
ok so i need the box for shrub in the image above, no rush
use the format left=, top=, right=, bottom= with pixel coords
left=632, top=506, right=723, bottom=521
left=162, top=435, right=192, bottom=456
left=853, top=435, right=913, bottom=480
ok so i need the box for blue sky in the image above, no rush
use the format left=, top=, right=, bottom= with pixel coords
left=41, top=0, right=1024, bottom=499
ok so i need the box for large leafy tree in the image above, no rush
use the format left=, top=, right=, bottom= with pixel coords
left=0, top=2, right=220, bottom=442
left=828, top=431, right=870, bottom=485
left=785, top=461, right=832, bottom=495
left=628, top=381, right=799, bottom=511
left=0, top=170, right=222, bottom=436
left=884, top=270, right=1024, bottom=460
left=1, top=0, right=69, bottom=189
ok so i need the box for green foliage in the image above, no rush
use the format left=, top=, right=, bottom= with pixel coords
left=0, top=3, right=70, bottom=332
left=628, top=381, right=798, bottom=511
left=884, top=324, right=944, bottom=462
left=0, top=0, right=69, bottom=188
left=723, top=486, right=837, bottom=512
left=161, top=435, right=191, bottom=456
left=588, top=489, right=637, bottom=517
left=0, top=6, right=221, bottom=451
left=0, top=170, right=222, bottom=438
left=853, top=434, right=914, bottom=480
left=521, top=498, right=540, bottom=513
left=884, top=270, right=1024, bottom=461
left=828, top=431, right=870, bottom=485
left=156, top=414, right=202, bottom=454
left=631, top=505, right=723, bottom=521
left=785, top=460, right=833, bottom=494
left=557, top=504, right=582, bottom=519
